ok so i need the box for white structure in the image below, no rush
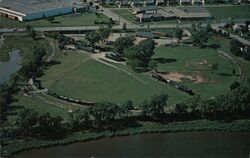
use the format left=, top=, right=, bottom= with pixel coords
left=179, top=0, right=205, bottom=5
left=0, top=0, right=85, bottom=21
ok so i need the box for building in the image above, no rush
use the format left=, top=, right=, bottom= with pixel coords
left=0, top=0, right=86, bottom=21
left=136, top=13, right=164, bottom=22
left=132, top=6, right=159, bottom=14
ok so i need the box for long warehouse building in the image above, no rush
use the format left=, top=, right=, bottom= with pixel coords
left=0, top=0, right=85, bottom=21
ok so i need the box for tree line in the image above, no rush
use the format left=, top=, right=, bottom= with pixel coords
left=3, top=84, right=249, bottom=140
left=230, top=39, right=250, bottom=61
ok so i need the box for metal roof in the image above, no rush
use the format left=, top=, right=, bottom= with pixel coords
left=0, top=0, right=80, bottom=15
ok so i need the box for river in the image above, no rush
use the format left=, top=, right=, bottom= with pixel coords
left=0, top=50, right=22, bottom=83
left=17, top=132, right=250, bottom=158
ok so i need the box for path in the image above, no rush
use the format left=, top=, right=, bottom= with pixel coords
left=51, top=57, right=90, bottom=88
left=211, top=25, right=250, bottom=46
left=91, top=53, right=148, bottom=85
left=217, top=50, right=244, bottom=81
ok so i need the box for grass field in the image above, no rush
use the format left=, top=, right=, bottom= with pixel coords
left=207, top=5, right=250, bottom=20
left=111, top=8, right=136, bottom=23
left=0, top=12, right=109, bottom=28
left=40, top=53, right=189, bottom=106
left=153, top=45, right=239, bottom=97
left=208, top=35, right=250, bottom=86
left=40, top=40, right=240, bottom=106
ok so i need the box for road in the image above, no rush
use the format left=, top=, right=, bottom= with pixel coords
left=0, top=23, right=234, bottom=32
left=0, top=20, right=250, bottom=46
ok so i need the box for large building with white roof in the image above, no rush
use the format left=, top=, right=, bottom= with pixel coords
left=0, top=0, right=86, bottom=21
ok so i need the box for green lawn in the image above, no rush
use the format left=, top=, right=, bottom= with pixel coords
left=0, top=12, right=109, bottom=28
left=208, top=35, right=250, bottom=86
left=7, top=94, right=68, bottom=123
left=153, top=45, right=239, bottom=98
left=40, top=53, right=189, bottom=106
left=111, top=8, right=136, bottom=23
left=40, top=41, right=240, bottom=106
left=207, top=5, right=250, bottom=20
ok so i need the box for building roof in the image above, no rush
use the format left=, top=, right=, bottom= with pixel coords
left=0, top=0, right=80, bottom=15
left=136, top=31, right=155, bottom=38
left=136, top=13, right=163, bottom=19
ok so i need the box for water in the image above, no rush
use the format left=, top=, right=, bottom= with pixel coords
left=17, top=132, right=250, bottom=158
left=0, top=50, right=22, bottom=83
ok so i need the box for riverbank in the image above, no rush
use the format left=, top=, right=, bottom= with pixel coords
left=3, top=119, right=250, bottom=157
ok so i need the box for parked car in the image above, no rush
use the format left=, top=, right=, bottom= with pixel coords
left=105, top=52, right=123, bottom=61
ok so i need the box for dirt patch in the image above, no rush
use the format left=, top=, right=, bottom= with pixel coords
left=108, top=33, right=127, bottom=42
left=161, top=72, right=206, bottom=83
left=185, top=59, right=209, bottom=67
left=198, top=59, right=208, bottom=65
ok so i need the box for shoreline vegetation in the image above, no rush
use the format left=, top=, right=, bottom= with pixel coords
left=1, top=25, right=250, bottom=157
left=4, top=119, right=250, bottom=157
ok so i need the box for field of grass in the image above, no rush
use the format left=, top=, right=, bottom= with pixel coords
left=111, top=8, right=136, bottom=23
left=40, top=40, right=240, bottom=106
left=208, top=35, right=250, bottom=86
left=0, top=12, right=109, bottom=28
left=153, top=45, right=239, bottom=97
left=7, top=93, right=69, bottom=124
left=40, top=53, right=189, bottom=106
left=207, top=5, right=250, bottom=20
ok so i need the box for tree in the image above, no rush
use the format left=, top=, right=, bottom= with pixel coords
left=125, top=39, right=155, bottom=69
left=95, top=5, right=100, bottom=10
left=141, top=94, right=168, bottom=119
left=47, top=16, right=55, bottom=22
left=122, top=100, right=133, bottom=117
left=205, top=23, right=213, bottom=33
left=26, top=25, right=37, bottom=40
left=89, top=1, right=93, bottom=6
left=20, top=47, right=46, bottom=78
left=89, top=102, right=118, bottom=125
left=68, top=109, right=90, bottom=130
left=148, top=60, right=158, bottom=70
left=191, top=23, right=211, bottom=48
left=26, top=24, right=32, bottom=33
left=85, top=31, right=101, bottom=48
left=98, top=26, right=111, bottom=43
left=230, top=39, right=243, bottom=56
left=0, top=84, right=13, bottom=121
left=37, top=113, right=64, bottom=138
left=211, top=63, right=218, bottom=73
left=114, top=36, right=134, bottom=55
left=243, top=47, right=250, bottom=60
left=230, top=81, right=240, bottom=90
left=122, top=23, right=127, bottom=31
left=175, top=27, right=183, bottom=42
left=232, top=69, right=236, bottom=75
left=175, top=104, right=188, bottom=115
left=15, top=108, right=39, bottom=136
left=186, top=95, right=203, bottom=117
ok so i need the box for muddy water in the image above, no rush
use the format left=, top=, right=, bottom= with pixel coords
left=17, top=132, right=250, bottom=158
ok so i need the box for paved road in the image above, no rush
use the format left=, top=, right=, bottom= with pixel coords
left=1, top=22, right=249, bottom=46
left=229, top=33, right=250, bottom=46
left=0, top=23, right=226, bottom=32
